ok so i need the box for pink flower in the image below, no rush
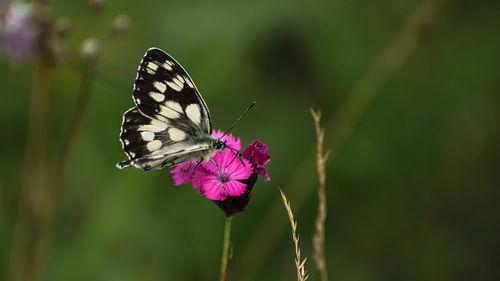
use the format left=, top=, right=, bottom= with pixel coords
left=193, top=149, right=253, bottom=200
left=170, top=130, right=270, bottom=214
left=170, top=130, right=253, bottom=201
left=242, top=139, right=270, bottom=181
left=170, top=160, right=196, bottom=185
left=212, top=129, right=241, bottom=150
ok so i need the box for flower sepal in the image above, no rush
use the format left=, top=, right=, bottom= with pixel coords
left=213, top=171, right=258, bottom=217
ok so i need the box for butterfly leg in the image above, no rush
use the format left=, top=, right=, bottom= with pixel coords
left=181, top=161, right=192, bottom=172
left=210, top=158, right=229, bottom=195
left=192, top=159, right=203, bottom=192
left=226, top=146, right=245, bottom=168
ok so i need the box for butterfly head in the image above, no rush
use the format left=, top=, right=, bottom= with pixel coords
left=212, top=138, right=226, bottom=152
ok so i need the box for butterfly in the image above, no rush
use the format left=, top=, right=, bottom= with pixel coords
left=116, top=48, right=227, bottom=171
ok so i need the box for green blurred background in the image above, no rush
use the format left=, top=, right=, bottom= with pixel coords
left=1, top=0, right=499, bottom=280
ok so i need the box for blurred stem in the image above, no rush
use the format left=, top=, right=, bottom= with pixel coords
left=8, top=52, right=53, bottom=281
left=8, top=3, right=54, bottom=281
left=28, top=59, right=97, bottom=281
left=236, top=0, right=451, bottom=280
left=52, top=59, right=96, bottom=199
left=219, top=216, right=233, bottom=281
left=24, top=61, right=51, bottom=281
left=327, top=0, right=451, bottom=153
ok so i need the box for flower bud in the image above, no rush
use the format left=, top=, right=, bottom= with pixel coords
left=89, top=0, right=105, bottom=12
left=111, top=14, right=129, bottom=36
left=54, top=17, right=70, bottom=38
left=80, top=37, right=99, bottom=62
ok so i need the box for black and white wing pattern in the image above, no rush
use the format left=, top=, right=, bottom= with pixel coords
left=117, top=48, right=216, bottom=170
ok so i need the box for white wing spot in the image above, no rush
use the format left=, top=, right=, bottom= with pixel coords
left=146, top=68, right=155, bottom=74
left=147, top=62, right=158, bottom=71
left=136, top=99, right=142, bottom=105
left=166, top=101, right=182, bottom=112
left=129, top=151, right=136, bottom=158
left=159, top=101, right=182, bottom=119
left=149, top=91, right=164, bottom=102
left=140, top=131, right=155, bottom=142
left=185, top=103, right=201, bottom=125
left=151, top=119, right=168, bottom=128
left=175, top=74, right=184, bottom=83
left=173, top=75, right=185, bottom=90
left=183, top=75, right=194, bottom=88
left=124, top=139, right=130, bottom=145
left=154, top=114, right=169, bottom=123
left=154, top=81, right=167, bottom=93
left=166, top=80, right=182, bottom=92
left=147, top=140, right=162, bottom=151
left=162, top=60, right=173, bottom=71
left=138, top=119, right=168, bottom=132
left=168, top=128, right=186, bottom=142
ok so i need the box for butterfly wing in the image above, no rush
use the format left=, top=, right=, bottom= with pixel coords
left=133, top=48, right=211, bottom=133
left=117, top=48, right=214, bottom=170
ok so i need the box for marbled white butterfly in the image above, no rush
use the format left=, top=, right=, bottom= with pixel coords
left=116, top=48, right=228, bottom=171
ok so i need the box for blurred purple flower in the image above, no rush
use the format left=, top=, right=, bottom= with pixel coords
left=242, top=139, right=270, bottom=181
left=0, top=2, right=36, bottom=61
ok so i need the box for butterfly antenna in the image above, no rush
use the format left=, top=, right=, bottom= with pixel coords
left=226, top=146, right=246, bottom=167
left=222, top=101, right=256, bottom=138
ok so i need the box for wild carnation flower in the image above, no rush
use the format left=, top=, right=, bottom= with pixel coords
left=242, top=139, right=270, bottom=181
left=193, top=148, right=253, bottom=200
left=170, top=130, right=243, bottom=186
left=171, top=130, right=270, bottom=206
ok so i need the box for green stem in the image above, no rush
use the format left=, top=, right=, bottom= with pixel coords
left=219, top=216, right=233, bottom=281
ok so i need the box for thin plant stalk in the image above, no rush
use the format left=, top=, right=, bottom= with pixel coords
left=311, top=109, right=330, bottom=281
left=8, top=6, right=55, bottom=276
left=8, top=51, right=53, bottom=281
left=29, top=59, right=97, bottom=281
left=279, top=188, right=308, bottom=281
left=219, top=216, right=233, bottom=281
left=52, top=59, right=96, bottom=200
left=9, top=44, right=99, bottom=281
left=236, top=0, right=451, bottom=279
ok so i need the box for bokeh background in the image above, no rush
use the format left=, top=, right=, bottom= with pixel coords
left=1, top=0, right=499, bottom=280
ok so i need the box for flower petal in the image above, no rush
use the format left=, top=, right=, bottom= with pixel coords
left=200, top=178, right=227, bottom=200
left=171, top=160, right=196, bottom=185
left=256, top=166, right=271, bottom=181
left=212, top=130, right=241, bottom=150
left=224, top=181, right=246, bottom=197
left=242, top=139, right=270, bottom=167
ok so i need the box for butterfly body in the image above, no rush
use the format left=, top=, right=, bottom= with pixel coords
left=117, top=48, right=226, bottom=171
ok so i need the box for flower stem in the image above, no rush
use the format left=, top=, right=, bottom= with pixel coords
left=219, top=215, right=233, bottom=281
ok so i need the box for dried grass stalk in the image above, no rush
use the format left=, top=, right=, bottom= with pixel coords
left=310, top=109, right=330, bottom=281
left=279, top=188, right=309, bottom=281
